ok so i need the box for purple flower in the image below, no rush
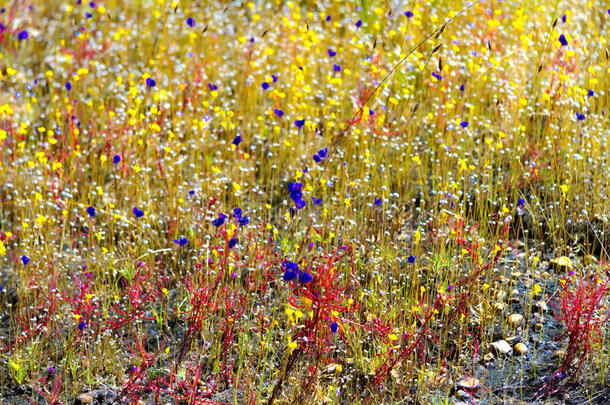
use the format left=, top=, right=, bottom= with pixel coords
left=212, top=213, right=227, bottom=228
left=233, top=207, right=242, bottom=219
left=330, top=322, right=338, bottom=333
left=404, top=11, right=414, bottom=18
left=374, top=197, right=382, bottom=206
left=318, top=147, right=328, bottom=158
left=517, top=198, right=526, bottom=207
left=282, top=260, right=299, bottom=281
left=18, top=30, right=28, bottom=40
left=294, top=119, right=305, bottom=128
left=447, top=285, right=454, bottom=292
left=271, top=74, right=278, bottom=83
left=355, top=20, right=362, bottom=28
left=78, top=321, right=86, bottom=330
left=587, top=89, right=595, bottom=97
left=238, top=216, right=249, bottom=227
left=232, top=135, right=242, bottom=146
left=87, top=206, right=96, bottom=217
left=174, top=236, right=188, bottom=246
left=460, top=120, right=469, bottom=128
left=299, top=271, right=313, bottom=283
left=313, top=153, right=321, bottom=163
left=408, top=255, right=416, bottom=263
left=274, top=109, right=284, bottom=117
left=66, top=81, right=72, bottom=91
left=208, top=83, right=218, bottom=91
left=432, top=72, right=442, bottom=81
left=228, top=238, right=238, bottom=249
left=561, top=15, right=567, bottom=23
left=328, top=48, right=336, bottom=58
left=576, top=113, right=585, bottom=121
left=288, top=182, right=307, bottom=209
left=133, top=207, right=144, bottom=218
left=558, top=34, right=568, bottom=46
left=261, top=82, right=270, bottom=90
left=282, top=260, right=299, bottom=272
left=113, top=154, right=121, bottom=164
left=186, top=17, right=195, bottom=27
left=21, top=255, right=30, bottom=265
left=326, top=15, right=331, bottom=22
left=333, top=63, right=341, bottom=72
left=288, top=182, right=303, bottom=199
left=145, top=77, right=156, bottom=88
left=312, top=197, right=322, bottom=206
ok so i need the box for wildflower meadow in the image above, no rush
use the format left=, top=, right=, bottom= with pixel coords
left=0, top=0, right=609, bottom=404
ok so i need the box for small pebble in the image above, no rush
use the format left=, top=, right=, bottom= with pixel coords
left=508, top=313, right=524, bottom=328
left=74, top=393, right=93, bottom=405
left=490, top=340, right=513, bottom=356
left=457, top=377, right=481, bottom=391
left=535, top=300, right=548, bottom=311
left=514, top=342, right=528, bottom=355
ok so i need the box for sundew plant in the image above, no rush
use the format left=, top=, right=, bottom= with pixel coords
left=0, top=0, right=609, bottom=404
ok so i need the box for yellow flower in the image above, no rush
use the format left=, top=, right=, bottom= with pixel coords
left=413, top=226, right=421, bottom=246
left=532, top=284, right=542, bottom=296
left=36, top=215, right=47, bottom=226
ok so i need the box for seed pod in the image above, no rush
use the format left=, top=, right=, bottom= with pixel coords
left=412, top=101, right=420, bottom=114
left=435, top=23, right=446, bottom=39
